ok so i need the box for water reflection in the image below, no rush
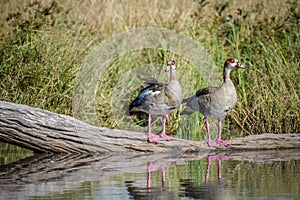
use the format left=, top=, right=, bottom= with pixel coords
left=180, top=155, right=234, bottom=200
left=126, top=162, right=178, bottom=199
left=124, top=155, right=235, bottom=200
left=0, top=149, right=299, bottom=199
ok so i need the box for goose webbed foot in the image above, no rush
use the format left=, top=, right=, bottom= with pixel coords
left=208, top=139, right=219, bottom=147
left=160, top=132, right=173, bottom=141
left=148, top=133, right=159, bottom=143
left=217, top=139, right=231, bottom=146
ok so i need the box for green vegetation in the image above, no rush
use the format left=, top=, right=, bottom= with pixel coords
left=0, top=0, right=299, bottom=144
left=0, top=143, right=32, bottom=164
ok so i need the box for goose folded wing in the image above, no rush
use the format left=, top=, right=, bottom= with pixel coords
left=195, top=87, right=218, bottom=97
left=143, top=78, right=167, bottom=86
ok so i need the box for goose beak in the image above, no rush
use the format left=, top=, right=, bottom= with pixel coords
left=236, top=62, right=247, bottom=69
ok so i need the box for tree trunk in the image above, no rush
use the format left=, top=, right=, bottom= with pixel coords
left=0, top=101, right=299, bottom=153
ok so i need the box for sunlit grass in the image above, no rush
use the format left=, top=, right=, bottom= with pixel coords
left=0, top=0, right=299, bottom=147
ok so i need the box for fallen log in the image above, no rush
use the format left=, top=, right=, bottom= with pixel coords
left=0, top=101, right=299, bottom=153
left=0, top=101, right=209, bottom=153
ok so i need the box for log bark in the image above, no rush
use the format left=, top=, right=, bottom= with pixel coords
left=0, top=100, right=299, bottom=153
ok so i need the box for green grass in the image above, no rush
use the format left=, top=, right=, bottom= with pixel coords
left=0, top=0, right=299, bottom=143
left=0, top=143, right=33, bottom=165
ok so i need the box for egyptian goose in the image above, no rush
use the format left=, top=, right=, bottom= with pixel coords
left=129, top=60, right=183, bottom=143
left=182, top=58, right=246, bottom=147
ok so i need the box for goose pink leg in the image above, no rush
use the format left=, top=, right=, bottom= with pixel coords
left=161, top=165, right=166, bottom=188
left=217, top=120, right=231, bottom=146
left=206, top=119, right=219, bottom=147
left=206, top=155, right=229, bottom=182
left=147, top=162, right=158, bottom=192
left=147, top=114, right=159, bottom=143
left=160, top=115, right=173, bottom=141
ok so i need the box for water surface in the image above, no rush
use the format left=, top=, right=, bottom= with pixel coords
left=0, top=149, right=299, bottom=200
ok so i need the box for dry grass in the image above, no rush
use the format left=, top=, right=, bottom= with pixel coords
left=0, top=0, right=299, bottom=140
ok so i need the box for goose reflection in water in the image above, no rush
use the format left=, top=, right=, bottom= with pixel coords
left=125, top=162, right=178, bottom=200
left=125, top=155, right=234, bottom=200
left=180, top=155, right=235, bottom=200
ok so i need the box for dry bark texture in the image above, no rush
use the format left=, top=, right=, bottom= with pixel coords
left=0, top=101, right=299, bottom=153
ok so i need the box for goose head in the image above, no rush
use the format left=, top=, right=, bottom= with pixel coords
left=165, top=60, right=176, bottom=72
left=224, top=58, right=246, bottom=70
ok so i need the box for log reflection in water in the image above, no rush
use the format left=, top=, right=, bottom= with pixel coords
left=0, top=149, right=299, bottom=199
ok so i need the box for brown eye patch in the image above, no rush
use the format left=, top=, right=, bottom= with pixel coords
left=171, top=60, right=175, bottom=65
left=229, top=58, right=235, bottom=63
